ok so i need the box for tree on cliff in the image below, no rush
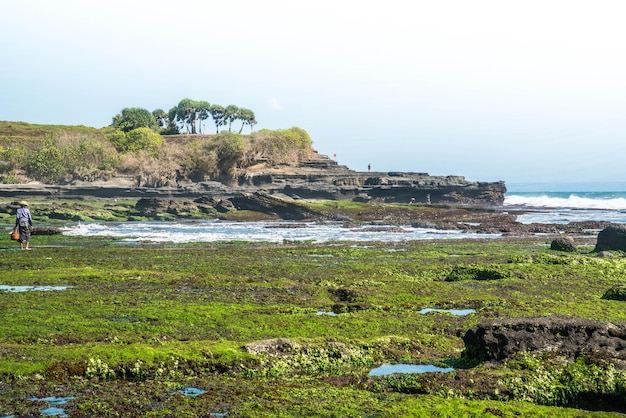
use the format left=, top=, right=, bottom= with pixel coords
left=172, top=98, right=201, bottom=134
left=209, top=104, right=226, bottom=133
left=115, top=99, right=256, bottom=135
left=112, top=108, right=159, bottom=132
left=196, top=101, right=211, bottom=134
left=152, top=109, right=168, bottom=130
left=237, top=108, right=257, bottom=133
left=224, top=105, right=239, bottom=132
left=168, top=99, right=215, bottom=134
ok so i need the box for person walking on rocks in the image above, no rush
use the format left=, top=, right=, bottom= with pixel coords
left=15, top=201, right=33, bottom=250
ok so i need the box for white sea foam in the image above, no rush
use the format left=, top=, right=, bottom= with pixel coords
left=60, top=188, right=626, bottom=241
left=505, top=194, right=626, bottom=210
left=62, top=221, right=500, bottom=243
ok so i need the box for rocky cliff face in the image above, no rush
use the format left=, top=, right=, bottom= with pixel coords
left=0, top=153, right=506, bottom=205
left=237, top=155, right=506, bottom=205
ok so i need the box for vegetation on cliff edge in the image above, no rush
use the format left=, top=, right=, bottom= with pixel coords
left=0, top=121, right=313, bottom=186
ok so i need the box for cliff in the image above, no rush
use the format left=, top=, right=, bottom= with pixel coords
left=0, top=153, right=506, bottom=206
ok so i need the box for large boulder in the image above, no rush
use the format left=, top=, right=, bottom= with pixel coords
left=463, top=315, right=626, bottom=368
left=550, top=235, right=577, bottom=252
left=595, top=224, right=626, bottom=252
left=134, top=198, right=168, bottom=216
left=230, top=192, right=322, bottom=220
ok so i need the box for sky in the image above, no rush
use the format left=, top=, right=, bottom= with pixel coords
left=2, top=0, right=626, bottom=185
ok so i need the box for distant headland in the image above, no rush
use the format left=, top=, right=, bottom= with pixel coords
left=0, top=120, right=505, bottom=205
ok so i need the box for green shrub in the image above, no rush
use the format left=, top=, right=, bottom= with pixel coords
left=25, top=140, right=67, bottom=183
left=64, top=137, right=119, bottom=180
left=1, top=174, right=21, bottom=184
left=185, top=140, right=218, bottom=181
left=245, top=127, right=313, bottom=166
left=213, top=132, right=244, bottom=178
left=108, top=128, right=164, bottom=156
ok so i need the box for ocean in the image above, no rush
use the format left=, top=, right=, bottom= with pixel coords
left=504, top=182, right=626, bottom=224
left=61, top=182, right=626, bottom=243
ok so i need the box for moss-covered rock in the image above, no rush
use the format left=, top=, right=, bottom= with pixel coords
left=601, top=283, right=626, bottom=301
left=445, top=266, right=507, bottom=281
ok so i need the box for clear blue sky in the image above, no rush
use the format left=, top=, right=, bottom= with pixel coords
left=2, top=1, right=625, bottom=184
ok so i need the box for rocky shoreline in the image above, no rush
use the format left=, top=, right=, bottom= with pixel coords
left=0, top=153, right=506, bottom=205
left=0, top=153, right=613, bottom=239
left=0, top=191, right=610, bottom=244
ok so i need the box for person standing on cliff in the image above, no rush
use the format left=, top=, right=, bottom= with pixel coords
left=15, top=201, right=33, bottom=250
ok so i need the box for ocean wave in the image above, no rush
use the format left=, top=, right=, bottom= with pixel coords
left=61, top=221, right=501, bottom=243
left=505, top=194, right=626, bottom=210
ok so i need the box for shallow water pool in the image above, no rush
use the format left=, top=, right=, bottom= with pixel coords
left=368, top=364, right=454, bottom=376
left=419, top=308, right=476, bottom=316
left=0, top=285, right=73, bottom=293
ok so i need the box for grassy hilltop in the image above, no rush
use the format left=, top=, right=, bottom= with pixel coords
left=0, top=120, right=314, bottom=186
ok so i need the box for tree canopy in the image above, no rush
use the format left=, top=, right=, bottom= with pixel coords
left=110, top=99, right=257, bottom=136
left=112, top=108, right=159, bottom=133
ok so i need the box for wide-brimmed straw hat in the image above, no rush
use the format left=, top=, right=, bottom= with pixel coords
left=18, top=200, right=29, bottom=206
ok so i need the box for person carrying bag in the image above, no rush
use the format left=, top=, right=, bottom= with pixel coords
left=15, top=200, right=33, bottom=250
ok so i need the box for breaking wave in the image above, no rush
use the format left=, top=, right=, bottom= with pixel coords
left=505, top=193, right=626, bottom=210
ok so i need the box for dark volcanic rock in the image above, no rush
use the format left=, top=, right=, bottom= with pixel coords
left=463, top=315, right=626, bottom=368
left=135, top=198, right=169, bottom=216
left=214, top=199, right=235, bottom=213
left=230, top=192, right=322, bottom=220
left=135, top=198, right=197, bottom=217
left=32, top=227, right=62, bottom=235
left=550, top=235, right=577, bottom=252
left=595, top=224, right=626, bottom=252
left=329, top=288, right=359, bottom=303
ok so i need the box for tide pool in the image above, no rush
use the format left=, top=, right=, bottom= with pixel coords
left=369, top=364, right=454, bottom=376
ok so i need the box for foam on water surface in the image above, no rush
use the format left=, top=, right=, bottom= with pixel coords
left=62, top=221, right=501, bottom=243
